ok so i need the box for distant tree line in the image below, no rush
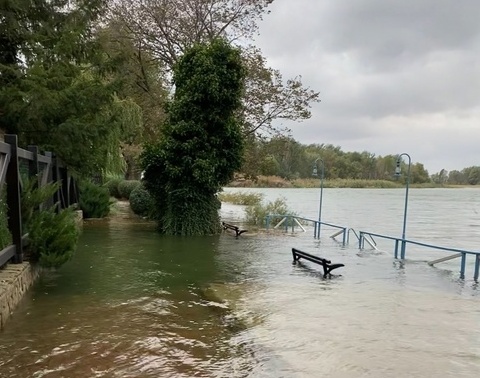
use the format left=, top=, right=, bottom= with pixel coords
left=240, top=136, right=479, bottom=185
left=431, top=167, right=480, bottom=185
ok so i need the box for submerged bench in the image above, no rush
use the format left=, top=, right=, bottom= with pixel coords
left=222, top=222, right=248, bottom=237
left=292, top=248, right=344, bottom=278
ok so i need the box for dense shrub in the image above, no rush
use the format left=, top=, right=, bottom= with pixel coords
left=26, top=208, right=79, bottom=268
left=129, top=185, right=155, bottom=217
left=79, top=180, right=112, bottom=218
left=18, top=177, right=80, bottom=268
left=104, top=176, right=123, bottom=198
left=245, top=197, right=296, bottom=227
left=118, top=180, right=141, bottom=200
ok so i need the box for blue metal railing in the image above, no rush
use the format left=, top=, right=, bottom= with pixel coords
left=357, top=230, right=480, bottom=280
left=265, top=214, right=348, bottom=244
left=263, top=214, right=480, bottom=281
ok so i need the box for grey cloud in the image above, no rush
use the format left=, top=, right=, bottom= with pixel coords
left=253, top=0, right=480, bottom=173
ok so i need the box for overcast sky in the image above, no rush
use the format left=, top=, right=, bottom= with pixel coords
left=253, top=0, right=480, bottom=174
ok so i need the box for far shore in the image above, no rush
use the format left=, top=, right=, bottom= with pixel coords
left=226, top=175, right=477, bottom=189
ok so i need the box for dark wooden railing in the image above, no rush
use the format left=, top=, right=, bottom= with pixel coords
left=0, top=134, right=78, bottom=266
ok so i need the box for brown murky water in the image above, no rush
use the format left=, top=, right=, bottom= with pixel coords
left=1, top=189, right=479, bottom=377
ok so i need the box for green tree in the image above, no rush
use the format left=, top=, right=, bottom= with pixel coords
left=410, top=163, right=430, bottom=184
left=96, top=20, right=169, bottom=178
left=465, top=166, right=480, bottom=185
left=431, top=169, right=448, bottom=185
left=141, top=39, right=245, bottom=235
left=447, top=170, right=466, bottom=185
left=0, top=0, right=130, bottom=176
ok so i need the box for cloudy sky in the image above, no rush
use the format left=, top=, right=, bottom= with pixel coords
left=253, top=0, right=480, bottom=174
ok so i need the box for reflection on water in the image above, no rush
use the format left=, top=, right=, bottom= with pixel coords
left=0, top=189, right=480, bottom=377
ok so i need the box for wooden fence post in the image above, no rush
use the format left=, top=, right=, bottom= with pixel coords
left=5, top=135, right=23, bottom=263
left=27, top=145, right=39, bottom=179
left=27, top=145, right=40, bottom=211
left=43, top=151, right=54, bottom=209
left=69, top=176, right=79, bottom=206
left=51, top=154, right=61, bottom=212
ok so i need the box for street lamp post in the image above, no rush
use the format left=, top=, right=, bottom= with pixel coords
left=312, top=158, right=325, bottom=239
left=394, top=153, right=411, bottom=259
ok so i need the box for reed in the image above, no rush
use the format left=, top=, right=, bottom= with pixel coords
left=218, top=191, right=263, bottom=206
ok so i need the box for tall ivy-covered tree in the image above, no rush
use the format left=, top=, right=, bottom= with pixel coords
left=141, top=39, right=245, bottom=235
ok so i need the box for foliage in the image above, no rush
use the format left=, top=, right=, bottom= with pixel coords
left=20, top=176, right=60, bottom=231
left=0, top=188, right=11, bottom=250
left=27, top=207, right=79, bottom=268
left=109, top=0, right=319, bottom=137
left=118, top=180, right=141, bottom=199
left=245, top=197, right=296, bottom=227
left=110, top=0, right=273, bottom=66
left=79, top=180, right=112, bottom=218
left=217, top=191, right=263, bottom=206
left=241, top=47, right=320, bottom=136
left=142, top=38, right=245, bottom=235
left=19, top=176, right=79, bottom=268
left=97, top=21, right=168, bottom=144
left=104, top=176, right=123, bottom=198
left=129, top=185, right=155, bottom=217
left=0, top=0, right=139, bottom=176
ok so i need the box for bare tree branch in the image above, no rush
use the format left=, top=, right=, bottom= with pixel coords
left=106, top=0, right=320, bottom=137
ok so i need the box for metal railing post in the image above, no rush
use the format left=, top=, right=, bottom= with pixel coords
left=474, top=255, right=480, bottom=282
left=460, top=253, right=466, bottom=279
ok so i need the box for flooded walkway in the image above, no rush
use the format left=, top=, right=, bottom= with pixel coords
left=1, top=192, right=480, bottom=377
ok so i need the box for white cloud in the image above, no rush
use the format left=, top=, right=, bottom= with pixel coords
left=254, top=0, right=480, bottom=173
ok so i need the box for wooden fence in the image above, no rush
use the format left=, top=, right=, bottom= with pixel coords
left=0, top=134, right=78, bottom=266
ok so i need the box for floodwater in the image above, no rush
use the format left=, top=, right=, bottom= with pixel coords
left=0, top=188, right=479, bottom=377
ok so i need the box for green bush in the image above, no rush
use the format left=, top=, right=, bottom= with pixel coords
left=245, top=197, right=297, bottom=227
left=21, top=176, right=59, bottom=230
left=104, top=177, right=123, bottom=198
left=27, top=208, right=79, bottom=268
left=79, top=180, right=112, bottom=218
left=129, top=185, right=155, bottom=217
left=19, top=177, right=80, bottom=268
left=118, top=180, right=141, bottom=199
left=0, top=188, right=11, bottom=250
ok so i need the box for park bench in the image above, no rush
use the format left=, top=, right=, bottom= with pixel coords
left=222, top=222, right=247, bottom=237
left=292, top=248, right=344, bottom=278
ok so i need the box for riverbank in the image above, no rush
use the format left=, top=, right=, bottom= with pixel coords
left=228, top=175, right=473, bottom=189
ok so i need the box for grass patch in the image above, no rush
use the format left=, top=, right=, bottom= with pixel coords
left=218, top=191, right=263, bottom=206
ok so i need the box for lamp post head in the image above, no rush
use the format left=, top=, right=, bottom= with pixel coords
left=312, top=165, right=318, bottom=177
left=394, top=158, right=402, bottom=177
